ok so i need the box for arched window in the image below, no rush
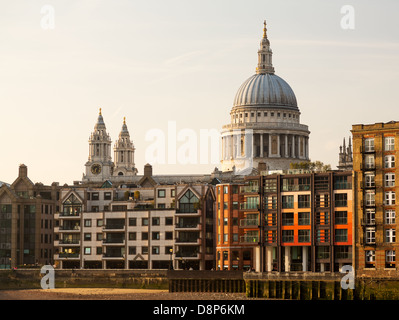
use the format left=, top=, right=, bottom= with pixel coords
left=178, top=189, right=199, bottom=213
left=63, top=194, right=82, bottom=216
left=118, top=172, right=124, bottom=176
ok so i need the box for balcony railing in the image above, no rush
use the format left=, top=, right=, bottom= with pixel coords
left=58, top=253, right=80, bottom=258
left=334, top=182, right=352, bottom=190
left=240, top=203, right=259, bottom=210
left=239, top=218, right=259, bottom=227
left=240, top=185, right=259, bottom=193
left=240, top=235, right=259, bottom=243
left=59, top=239, right=80, bottom=245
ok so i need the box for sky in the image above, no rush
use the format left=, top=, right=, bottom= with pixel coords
left=0, top=0, right=398, bottom=185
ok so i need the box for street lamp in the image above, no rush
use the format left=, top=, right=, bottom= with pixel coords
left=169, top=248, right=173, bottom=270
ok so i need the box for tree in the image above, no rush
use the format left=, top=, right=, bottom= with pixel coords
left=290, top=160, right=331, bottom=172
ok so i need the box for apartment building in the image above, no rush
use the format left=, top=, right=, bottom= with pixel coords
left=0, top=164, right=60, bottom=269
left=352, top=121, right=399, bottom=277
left=54, top=178, right=216, bottom=270
left=216, top=171, right=353, bottom=273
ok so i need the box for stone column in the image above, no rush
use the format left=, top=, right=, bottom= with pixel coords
left=285, top=247, right=290, bottom=272
left=269, top=134, right=272, bottom=156
left=277, top=134, right=281, bottom=157
left=260, top=133, right=264, bottom=157
left=292, top=135, right=295, bottom=158
left=285, top=135, right=288, bottom=158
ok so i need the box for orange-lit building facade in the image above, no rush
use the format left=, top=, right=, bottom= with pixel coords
left=216, top=171, right=353, bottom=272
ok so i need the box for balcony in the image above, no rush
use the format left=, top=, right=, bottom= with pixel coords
left=175, top=223, right=201, bottom=230
left=103, top=239, right=125, bottom=245
left=334, top=182, right=352, bottom=190
left=59, top=211, right=81, bottom=218
left=240, top=235, right=259, bottom=244
left=240, top=203, right=259, bottom=211
left=240, top=185, right=259, bottom=193
left=103, top=225, right=125, bottom=232
left=175, top=208, right=201, bottom=215
left=239, top=218, right=259, bottom=228
left=58, top=239, right=80, bottom=245
left=361, top=219, right=376, bottom=227
left=57, top=253, right=80, bottom=259
left=59, top=225, right=80, bottom=232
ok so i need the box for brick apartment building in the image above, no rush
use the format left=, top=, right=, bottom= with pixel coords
left=216, top=171, right=353, bottom=273
left=352, top=121, right=399, bottom=277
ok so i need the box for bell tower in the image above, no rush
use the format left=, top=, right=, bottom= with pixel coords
left=112, top=117, right=138, bottom=177
left=83, top=108, right=114, bottom=182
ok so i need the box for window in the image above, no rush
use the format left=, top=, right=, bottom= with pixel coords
left=223, top=234, right=228, bottom=242
left=386, top=250, right=395, bottom=268
left=152, top=217, right=160, bottom=226
left=84, top=233, right=91, bottom=241
left=282, top=195, right=294, bottom=209
left=129, top=247, right=136, bottom=255
left=365, top=250, right=375, bottom=263
left=233, top=234, right=238, bottom=242
left=335, top=193, right=348, bottom=207
left=365, top=228, right=375, bottom=244
left=158, top=189, right=165, bottom=198
left=165, top=232, right=173, bottom=240
left=91, top=193, right=99, bottom=201
left=385, top=136, right=395, bottom=151
left=385, top=173, right=395, bottom=187
left=365, top=155, right=375, bottom=169
left=298, top=230, right=310, bottom=242
left=165, top=217, right=173, bottom=226
left=298, top=195, right=310, bottom=208
left=233, top=201, right=239, bottom=210
left=96, top=247, right=102, bottom=255
left=84, top=247, right=91, bottom=255
left=158, top=203, right=166, bottom=209
left=386, top=229, right=396, bottom=243
left=224, top=186, right=229, bottom=194
left=385, top=191, right=396, bottom=205
left=385, top=155, right=395, bottom=168
left=129, top=218, right=137, bottom=226
left=104, top=192, right=112, bottom=200
left=298, top=212, right=310, bottom=225
left=364, top=138, right=374, bottom=152
left=335, top=211, right=348, bottom=225
left=152, top=232, right=160, bottom=240
left=282, top=230, right=294, bottom=243
left=142, top=247, right=148, bottom=255
left=178, top=189, right=199, bottom=213
left=171, top=189, right=176, bottom=197
left=335, top=229, right=348, bottom=242
left=385, top=210, right=396, bottom=224
left=142, top=218, right=149, bottom=226
left=142, top=232, right=148, bottom=240
left=365, top=209, right=375, bottom=225
left=129, top=232, right=136, bottom=240
left=365, top=173, right=375, bottom=188
left=282, top=212, right=294, bottom=226
left=365, top=190, right=375, bottom=206
left=96, top=233, right=103, bottom=241
left=152, top=246, right=160, bottom=255
left=84, top=219, right=92, bottom=227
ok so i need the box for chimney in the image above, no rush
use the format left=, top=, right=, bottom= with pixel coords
left=144, top=163, right=153, bottom=177
left=19, top=164, right=28, bottom=178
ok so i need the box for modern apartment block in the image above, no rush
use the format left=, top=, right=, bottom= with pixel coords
left=54, top=173, right=216, bottom=270
left=216, top=171, right=353, bottom=273
left=352, top=121, right=399, bottom=277
left=0, top=164, right=60, bottom=269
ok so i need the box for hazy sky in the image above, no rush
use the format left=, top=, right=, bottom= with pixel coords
left=0, top=0, right=398, bottom=185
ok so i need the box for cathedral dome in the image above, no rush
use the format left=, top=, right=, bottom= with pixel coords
left=233, top=73, right=298, bottom=110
